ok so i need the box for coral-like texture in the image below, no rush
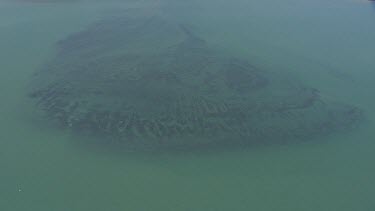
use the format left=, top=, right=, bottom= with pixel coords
left=30, top=16, right=363, bottom=150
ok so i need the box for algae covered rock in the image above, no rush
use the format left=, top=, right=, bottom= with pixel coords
left=29, top=14, right=363, bottom=150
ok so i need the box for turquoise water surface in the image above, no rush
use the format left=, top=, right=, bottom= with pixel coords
left=1, top=0, right=375, bottom=210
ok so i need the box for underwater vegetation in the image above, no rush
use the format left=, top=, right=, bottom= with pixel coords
left=29, top=13, right=363, bottom=151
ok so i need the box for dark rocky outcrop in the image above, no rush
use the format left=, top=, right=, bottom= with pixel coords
left=29, top=14, right=363, bottom=151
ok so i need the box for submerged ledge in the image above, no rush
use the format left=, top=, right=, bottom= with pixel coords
left=29, top=14, right=364, bottom=151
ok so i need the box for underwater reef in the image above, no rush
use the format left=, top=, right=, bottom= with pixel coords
left=29, top=14, right=363, bottom=151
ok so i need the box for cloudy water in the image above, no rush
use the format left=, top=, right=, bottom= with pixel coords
left=1, top=0, right=375, bottom=210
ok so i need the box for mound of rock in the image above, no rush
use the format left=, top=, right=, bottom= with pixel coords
left=29, top=15, right=363, bottom=150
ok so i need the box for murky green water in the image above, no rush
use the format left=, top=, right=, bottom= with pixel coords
left=1, top=0, right=375, bottom=210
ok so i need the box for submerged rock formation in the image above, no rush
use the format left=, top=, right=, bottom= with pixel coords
left=29, top=14, right=363, bottom=150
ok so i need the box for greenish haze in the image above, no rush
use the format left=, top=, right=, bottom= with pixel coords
left=1, top=0, right=375, bottom=210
